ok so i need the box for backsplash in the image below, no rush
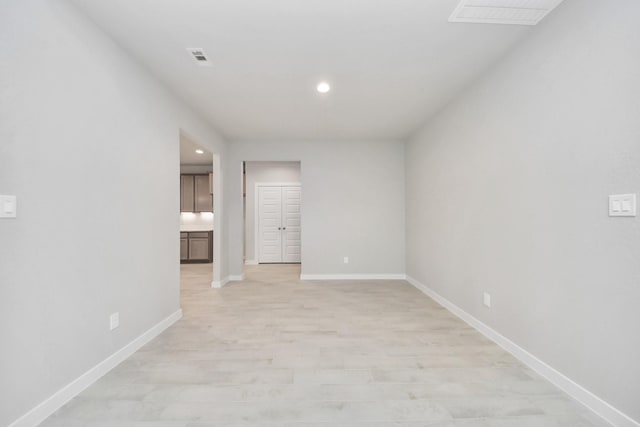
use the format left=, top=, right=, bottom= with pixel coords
left=180, top=212, right=214, bottom=231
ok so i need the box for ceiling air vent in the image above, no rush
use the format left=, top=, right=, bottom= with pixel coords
left=186, top=48, right=212, bottom=66
left=449, top=0, right=565, bottom=25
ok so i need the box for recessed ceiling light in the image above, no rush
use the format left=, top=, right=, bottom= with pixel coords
left=316, top=82, right=331, bottom=94
left=195, top=149, right=204, bottom=154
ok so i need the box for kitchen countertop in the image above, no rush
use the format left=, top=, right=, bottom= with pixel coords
left=180, top=227, right=213, bottom=232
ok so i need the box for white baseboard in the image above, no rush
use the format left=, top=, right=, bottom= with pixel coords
left=405, top=276, right=639, bottom=427
left=300, top=274, right=407, bottom=280
left=213, top=274, right=243, bottom=288
left=212, top=274, right=243, bottom=288
left=244, top=259, right=258, bottom=265
left=211, top=277, right=229, bottom=288
left=9, top=309, right=183, bottom=427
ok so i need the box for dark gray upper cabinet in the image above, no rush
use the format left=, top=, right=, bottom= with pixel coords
left=194, top=174, right=213, bottom=212
left=180, top=174, right=213, bottom=212
left=180, top=175, right=195, bottom=212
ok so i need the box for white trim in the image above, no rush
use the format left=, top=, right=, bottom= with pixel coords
left=255, top=182, right=301, bottom=264
left=211, top=276, right=229, bottom=288
left=300, top=274, right=407, bottom=281
left=9, top=309, right=183, bottom=427
left=255, top=182, right=302, bottom=186
left=405, top=276, right=639, bottom=427
left=178, top=130, right=222, bottom=287
left=244, top=259, right=258, bottom=265
left=211, top=153, right=222, bottom=286
left=212, top=274, right=243, bottom=288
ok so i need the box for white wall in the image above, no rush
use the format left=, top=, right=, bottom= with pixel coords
left=405, top=0, right=640, bottom=423
left=244, top=161, right=301, bottom=262
left=228, top=141, right=405, bottom=278
left=0, top=1, right=227, bottom=425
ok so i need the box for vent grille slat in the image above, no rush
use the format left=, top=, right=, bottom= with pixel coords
left=186, top=48, right=212, bottom=66
left=449, top=0, right=564, bottom=25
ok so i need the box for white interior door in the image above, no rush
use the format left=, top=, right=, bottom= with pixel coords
left=258, top=187, right=283, bottom=263
left=282, top=186, right=301, bottom=263
left=258, top=185, right=301, bottom=263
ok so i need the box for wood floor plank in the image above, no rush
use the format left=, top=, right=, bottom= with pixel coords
left=41, top=263, right=607, bottom=426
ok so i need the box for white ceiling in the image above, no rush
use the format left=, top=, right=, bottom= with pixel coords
left=70, top=0, right=539, bottom=142
left=180, top=134, right=213, bottom=166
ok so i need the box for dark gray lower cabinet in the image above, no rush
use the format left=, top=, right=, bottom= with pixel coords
left=180, top=233, right=189, bottom=261
left=180, top=231, right=213, bottom=263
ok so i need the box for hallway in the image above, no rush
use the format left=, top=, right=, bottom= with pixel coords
left=41, top=265, right=603, bottom=426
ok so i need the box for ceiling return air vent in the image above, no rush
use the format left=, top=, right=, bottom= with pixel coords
left=186, top=48, right=212, bottom=66
left=449, top=0, right=565, bottom=25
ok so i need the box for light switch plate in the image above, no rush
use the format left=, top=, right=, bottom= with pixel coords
left=609, top=194, right=636, bottom=217
left=110, top=312, right=120, bottom=330
left=483, top=292, right=491, bottom=308
left=0, top=195, right=17, bottom=218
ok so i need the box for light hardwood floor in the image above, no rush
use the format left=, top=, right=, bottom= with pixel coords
left=41, top=263, right=606, bottom=426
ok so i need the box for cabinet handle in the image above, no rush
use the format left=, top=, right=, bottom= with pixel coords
left=278, top=227, right=281, bottom=230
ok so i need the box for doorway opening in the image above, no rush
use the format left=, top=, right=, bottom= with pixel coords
left=242, top=161, right=302, bottom=267
left=179, top=132, right=220, bottom=293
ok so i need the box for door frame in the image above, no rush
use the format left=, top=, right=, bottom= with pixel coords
left=255, top=182, right=301, bottom=264
left=178, top=129, right=222, bottom=288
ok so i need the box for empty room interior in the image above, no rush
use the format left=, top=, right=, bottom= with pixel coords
left=1, top=0, right=639, bottom=426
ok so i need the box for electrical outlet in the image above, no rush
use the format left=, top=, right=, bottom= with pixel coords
left=110, top=312, right=119, bottom=330
left=0, top=195, right=17, bottom=218
left=483, top=292, right=491, bottom=308
left=343, top=256, right=349, bottom=264
left=609, top=194, right=636, bottom=216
